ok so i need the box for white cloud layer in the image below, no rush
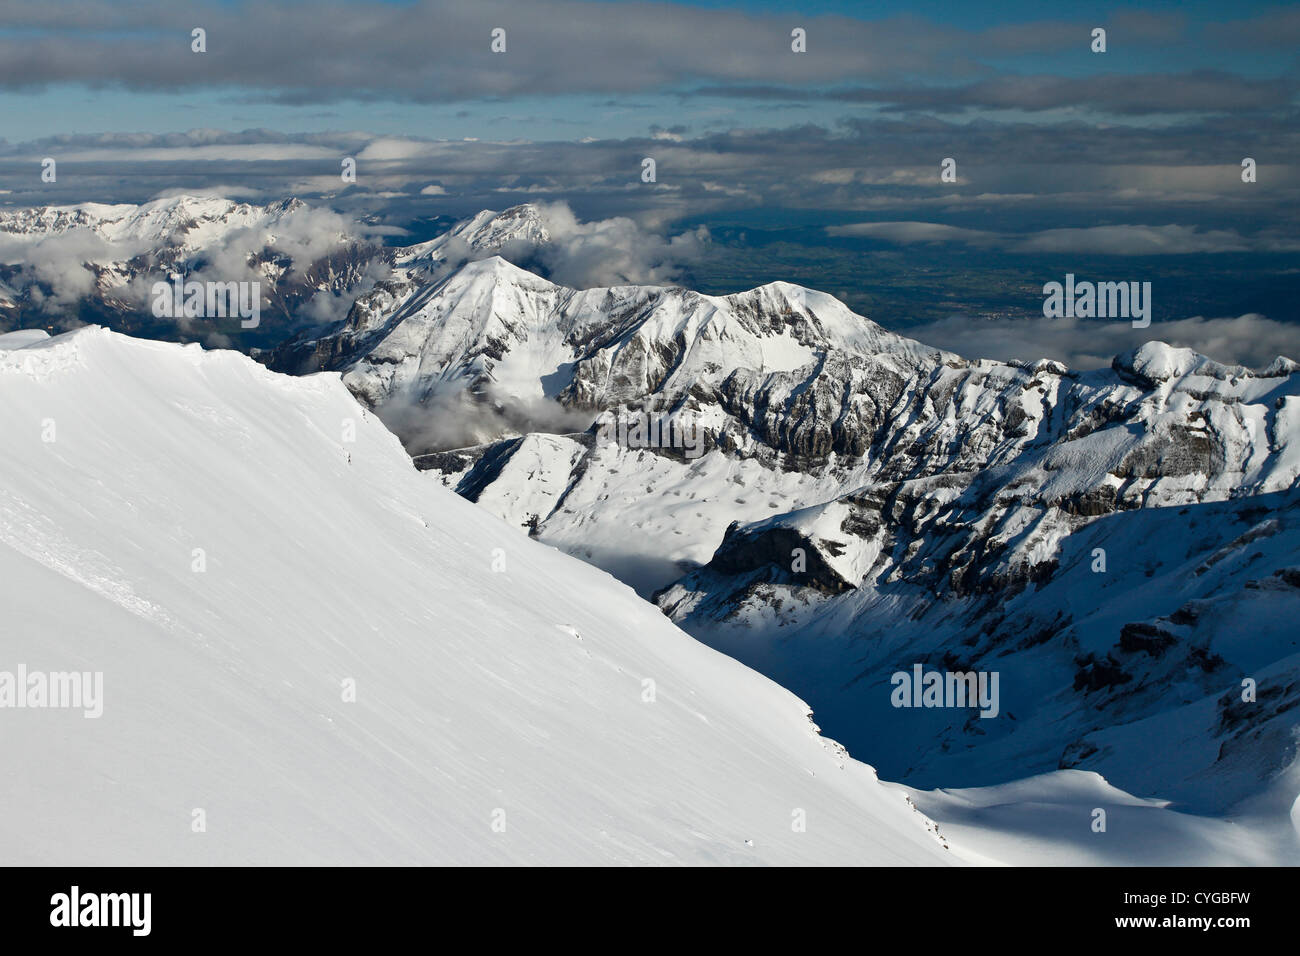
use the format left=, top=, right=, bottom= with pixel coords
left=906, top=312, right=1300, bottom=371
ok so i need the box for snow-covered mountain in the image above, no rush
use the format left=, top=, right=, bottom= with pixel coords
left=394, top=203, right=552, bottom=265
left=0, top=195, right=379, bottom=340
left=261, top=230, right=1300, bottom=837
left=0, top=325, right=967, bottom=865
left=0, top=195, right=624, bottom=351
left=652, top=342, right=1300, bottom=810
left=0, top=195, right=313, bottom=247
left=260, top=204, right=560, bottom=374
left=5, top=198, right=1296, bottom=861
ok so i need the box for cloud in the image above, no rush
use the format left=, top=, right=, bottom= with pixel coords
left=711, top=72, right=1296, bottom=115
left=3, top=120, right=1296, bottom=240
left=905, top=312, right=1300, bottom=371
left=1013, top=225, right=1266, bottom=255
left=0, top=230, right=151, bottom=307
left=0, top=2, right=1013, bottom=102
left=829, top=221, right=1300, bottom=255
left=0, top=0, right=1284, bottom=114
left=374, top=382, right=596, bottom=456
left=828, top=221, right=996, bottom=245
left=1219, top=7, right=1300, bottom=49
left=0, top=196, right=381, bottom=321
left=403, top=200, right=709, bottom=289
left=12, top=252, right=93, bottom=307
left=500, top=201, right=710, bottom=288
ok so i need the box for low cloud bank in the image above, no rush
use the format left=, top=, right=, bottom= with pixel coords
left=905, top=312, right=1300, bottom=371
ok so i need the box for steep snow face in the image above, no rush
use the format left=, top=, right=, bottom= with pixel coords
left=0, top=326, right=965, bottom=866
left=342, top=257, right=582, bottom=408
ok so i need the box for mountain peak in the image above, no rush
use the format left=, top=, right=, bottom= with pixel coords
left=393, top=204, right=551, bottom=266
left=449, top=253, right=556, bottom=286
left=1114, top=341, right=1252, bottom=384
left=450, top=203, right=551, bottom=248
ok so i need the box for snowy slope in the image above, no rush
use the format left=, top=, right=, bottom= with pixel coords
left=898, top=768, right=1300, bottom=866
left=0, top=326, right=965, bottom=866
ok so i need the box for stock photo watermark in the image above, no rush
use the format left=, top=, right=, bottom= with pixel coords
left=0, top=665, right=103, bottom=718
left=151, top=274, right=262, bottom=329
left=595, top=408, right=705, bottom=459
left=890, top=664, right=1000, bottom=719
left=1043, top=273, right=1151, bottom=329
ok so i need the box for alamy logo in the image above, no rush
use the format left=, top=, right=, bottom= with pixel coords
left=595, top=408, right=705, bottom=459
left=0, top=665, right=102, bottom=718
left=50, top=886, right=151, bottom=936
left=151, top=273, right=261, bottom=328
left=890, top=663, right=1000, bottom=718
left=1042, top=273, right=1151, bottom=328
